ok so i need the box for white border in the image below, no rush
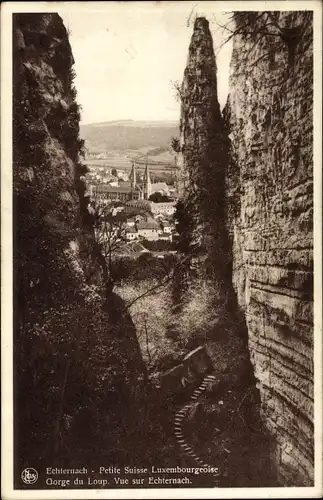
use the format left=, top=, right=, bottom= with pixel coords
left=1, top=1, right=322, bottom=499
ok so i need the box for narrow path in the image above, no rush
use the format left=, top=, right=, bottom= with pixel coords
left=173, top=374, right=220, bottom=472
left=170, top=368, right=278, bottom=488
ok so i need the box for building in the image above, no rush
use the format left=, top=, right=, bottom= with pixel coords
left=129, top=160, right=152, bottom=200
left=149, top=182, right=170, bottom=196
left=143, top=162, right=152, bottom=200
left=123, top=199, right=153, bottom=216
left=162, top=221, right=172, bottom=234
left=126, top=217, right=136, bottom=227
left=129, top=160, right=172, bottom=200
left=111, top=206, right=125, bottom=216
left=89, top=158, right=173, bottom=203
left=125, top=225, right=138, bottom=241
left=151, top=201, right=176, bottom=216
left=158, top=232, right=172, bottom=242
left=137, top=219, right=160, bottom=241
left=90, top=183, right=131, bottom=202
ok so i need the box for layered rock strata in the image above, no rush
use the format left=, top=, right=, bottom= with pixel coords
left=225, top=11, right=314, bottom=486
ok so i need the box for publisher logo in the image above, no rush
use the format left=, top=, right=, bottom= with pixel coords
left=21, top=468, right=38, bottom=485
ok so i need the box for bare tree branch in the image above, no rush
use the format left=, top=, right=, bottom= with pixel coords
left=187, top=4, right=198, bottom=28
left=120, top=254, right=193, bottom=314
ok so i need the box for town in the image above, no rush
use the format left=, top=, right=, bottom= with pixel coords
left=84, top=157, right=180, bottom=254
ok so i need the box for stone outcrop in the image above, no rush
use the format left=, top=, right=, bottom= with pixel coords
left=178, top=17, right=234, bottom=314
left=178, top=17, right=224, bottom=199
left=13, top=13, right=146, bottom=476
left=160, top=345, right=213, bottom=393
left=179, top=12, right=314, bottom=486
left=225, top=11, right=313, bottom=486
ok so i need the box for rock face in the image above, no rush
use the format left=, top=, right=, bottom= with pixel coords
left=178, top=17, right=224, bottom=197
left=13, top=13, right=88, bottom=307
left=13, top=13, right=146, bottom=475
left=225, top=12, right=313, bottom=485
left=178, top=17, right=233, bottom=302
left=160, top=345, right=213, bottom=394
left=179, top=12, right=314, bottom=486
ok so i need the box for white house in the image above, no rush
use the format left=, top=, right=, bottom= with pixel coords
left=126, top=217, right=136, bottom=227
left=151, top=202, right=176, bottom=216
left=158, top=232, right=172, bottom=242
left=125, top=225, right=137, bottom=241
left=137, top=219, right=160, bottom=241
left=150, top=182, right=170, bottom=196
left=162, top=222, right=172, bottom=234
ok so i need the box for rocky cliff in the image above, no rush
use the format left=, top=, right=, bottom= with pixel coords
left=225, top=11, right=314, bottom=485
left=13, top=13, right=146, bottom=477
left=178, top=17, right=235, bottom=316
left=178, top=12, right=314, bottom=486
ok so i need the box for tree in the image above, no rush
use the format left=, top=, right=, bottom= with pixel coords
left=171, top=137, right=181, bottom=154
left=92, top=203, right=128, bottom=295
left=149, top=192, right=171, bottom=203
left=171, top=79, right=184, bottom=103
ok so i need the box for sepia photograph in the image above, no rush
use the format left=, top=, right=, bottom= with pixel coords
left=1, top=1, right=322, bottom=498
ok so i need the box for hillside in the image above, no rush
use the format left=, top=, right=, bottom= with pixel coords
left=80, top=120, right=179, bottom=153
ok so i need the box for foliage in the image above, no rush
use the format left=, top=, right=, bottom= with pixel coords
left=118, top=268, right=225, bottom=375
left=171, top=79, right=184, bottom=103
left=148, top=192, right=171, bottom=202
left=118, top=282, right=184, bottom=372
left=152, top=171, right=176, bottom=185
left=171, top=136, right=181, bottom=153
left=141, top=239, right=176, bottom=252
left=93, top=205, right=127, bottom=290
left=173, top=198, right=196, bottom=255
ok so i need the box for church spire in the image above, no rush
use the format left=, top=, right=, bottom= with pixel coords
left=143, top=156, right=151, bottom=200
left=130, top=160, right=136, bottom=189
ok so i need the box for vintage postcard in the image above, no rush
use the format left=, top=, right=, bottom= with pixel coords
left=1, top=1, right=322, bottom=498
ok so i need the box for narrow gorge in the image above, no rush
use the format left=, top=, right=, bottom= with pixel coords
left=225, top=12, right=314, bottom=486
left=12, top=9, right=314, bottom=491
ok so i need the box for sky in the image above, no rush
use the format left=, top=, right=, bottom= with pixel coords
left=59, top=2, right=233, bottom=124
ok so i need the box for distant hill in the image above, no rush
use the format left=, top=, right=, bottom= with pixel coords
left=80, top=120, right=179, bottom=153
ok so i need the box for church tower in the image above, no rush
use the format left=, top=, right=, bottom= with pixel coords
left=130, top=161, right=136, bottom=189
left=143, top=157, right=151, bottom=200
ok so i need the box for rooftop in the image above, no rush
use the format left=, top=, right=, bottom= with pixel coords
left=151, top=182, right=169, bottom=193
left=92, top=184, right=132, bottom=193
left=125, top=199, right=152, bottom=211
left=137, top=220, right=160, bottom=230
left=152, top=201, right=176, bottom=207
